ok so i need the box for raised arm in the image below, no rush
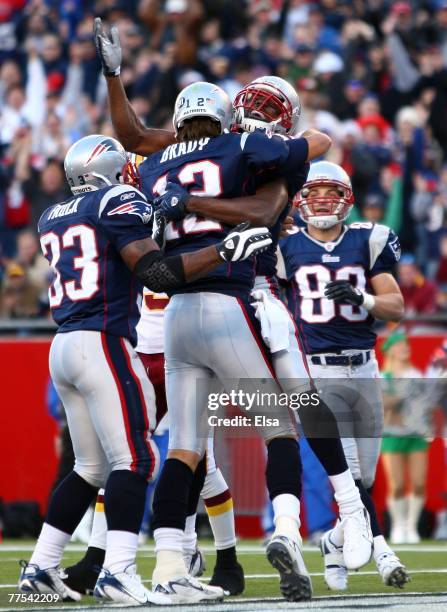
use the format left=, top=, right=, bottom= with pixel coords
left=94, top=18, right=176, bottom=155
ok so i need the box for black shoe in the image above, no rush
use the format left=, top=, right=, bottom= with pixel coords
left=61, top=547, right=104, bottom=595
left=209, top=561, right=245, bottom=596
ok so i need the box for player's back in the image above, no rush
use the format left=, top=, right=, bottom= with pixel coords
left=38, top=184, right=153, bottom=345
left=139, top=131, right=295, bottom=297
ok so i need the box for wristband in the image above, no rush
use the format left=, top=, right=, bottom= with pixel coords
left=362, top=292, right=376, bottom=311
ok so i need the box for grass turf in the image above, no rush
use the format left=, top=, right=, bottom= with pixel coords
left=0, top=540, right=446, bottom=607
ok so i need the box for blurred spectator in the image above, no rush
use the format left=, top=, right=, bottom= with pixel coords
left=22, top=159, right=71, bottom=229
left=15, top=229, right=49, bottom=294
left=381, top=331, right=435, bottom=544
left=397, top=254, right=439, bottom=315
left=0, top=262, right=42, bottom=318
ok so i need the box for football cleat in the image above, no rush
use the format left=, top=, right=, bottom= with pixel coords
left=18, top=561, right=82, bottom=601
left=341, top=507, right=373, bottom=570
left=266, top=535, right=312, bottom=601
left=94, top=564, right=170, bottom=605
left=320, top=529, right=348, bottom=591
left=184, top=547, right=206, bottom=577
left=376, top=552, right=410, bottom=588
left=209, top=561, right=245, bottom=595
left=153, top=575, right=225, bottom=604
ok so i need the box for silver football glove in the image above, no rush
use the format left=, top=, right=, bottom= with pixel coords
left=94, top=17, right=122, bottom=77
left=218, top=222, right=272, bottom=262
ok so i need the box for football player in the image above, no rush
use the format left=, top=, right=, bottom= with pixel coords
left=279, top=161, right=410, bottom=589
left=63, top=286, right=245, bottom=596
left=136, top=79, right=331, bottom=603
left=18, top=134, right=271, bottom=605
left=157, top=75, right=375, bottom=576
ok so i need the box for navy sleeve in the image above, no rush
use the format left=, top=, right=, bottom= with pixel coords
left=97, top=185, right=153, bottom=251
left=280, top=138, right=309, bottom=176
left=240, top=131, right=290, bottom=168
left=369, top=227, right=401, bottom=276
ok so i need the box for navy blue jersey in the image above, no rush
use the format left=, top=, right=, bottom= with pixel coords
left=279, top=222, right=401, bottom=353
left=253, top=159, right=309, bottom=279
left=139, top=131, right=308, bottom=297
left=38, top=184, right=153, bottom=345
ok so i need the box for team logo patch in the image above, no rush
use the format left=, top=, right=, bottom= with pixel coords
left=84, top=140, right=113, bottom=166
left=389, top=235, right=401, bottom=261
left=107, top=202, right=153, bottom=224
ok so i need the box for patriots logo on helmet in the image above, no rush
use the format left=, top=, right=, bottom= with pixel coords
left=84, top=140, right=114, bottom=166
left=107, top=202, right=153, bottom=224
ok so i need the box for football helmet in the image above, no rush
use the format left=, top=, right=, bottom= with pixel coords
left=295, top=161, right=354, bottom=229
left=233, top=76, right=301, bottom=136
left=64, top=135, right=140, bottom=195
left=172, top=81, right=232, bottom=135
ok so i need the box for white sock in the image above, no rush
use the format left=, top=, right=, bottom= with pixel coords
left=154, top=527, right=184, bottom=553
left=272, top=494, right=301, bottom=540
left=373, top=535, right=393, bottom=560
left=103, top=530, right=138, bottom=574
left=203, top=469, right=236, bottom=550
left=153, top=551, right=188, bottom=585
left=30, top=523, right=71, bottom=570
left=388, top=497, right=407, bottom=532
left=183, top=514, right=197, bottom=556
left=330, top=469, right=363, bottom=516
left=153, top=528, right=188, bottom=584
left=330, top=520, right=344, bottom=547
left=406, top=494, right=424, bottom=533
left=88, top=490, right=107, bottom=550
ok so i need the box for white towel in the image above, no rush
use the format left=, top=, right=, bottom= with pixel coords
left=251, top=289, right=294, bottom=353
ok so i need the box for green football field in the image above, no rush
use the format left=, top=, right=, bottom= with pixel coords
left=0, top=540, right=446, bottom=610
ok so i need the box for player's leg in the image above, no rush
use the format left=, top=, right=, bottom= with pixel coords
left=63, top=352, right=167, bottom=594
left=20, top=332, right=104, bottom=601
left=354, top=374, right=409, bottom=587
left=62, top=490, right=107, bottom=594
left=207, top=293, right=311, bottom=601
left=183, top=455, right=207, bottom=575
left=259, top=290, right=368, bottom=548
left=79, top=332, right=168, bottom=605
left=308, top=369, right=373, bottom=573
left=203, top=437, right=245, bottom=595
left=151, top=294, right=225, bottom=603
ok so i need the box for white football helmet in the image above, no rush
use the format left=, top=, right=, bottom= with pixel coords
left=64, top=135, right=139, bottom=195
left=233, top=75, right=301, bottom=136
left=295, top=161, right=354, bottom=229
left=172, top=81, right=233, bottom=135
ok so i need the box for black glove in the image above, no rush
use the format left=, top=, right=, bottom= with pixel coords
left=324, top=280, right=364, bottom=306
left=217, top=221, right=272, bottom=262
left=151, top=210, right=166, bottom=250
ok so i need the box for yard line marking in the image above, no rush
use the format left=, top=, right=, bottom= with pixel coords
left=1, top=568, right=447, bottom=589
left=1, top=544, right=446, bottom=553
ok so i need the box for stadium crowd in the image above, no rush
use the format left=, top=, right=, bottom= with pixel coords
left=0, top=0, right=447, bottom=318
